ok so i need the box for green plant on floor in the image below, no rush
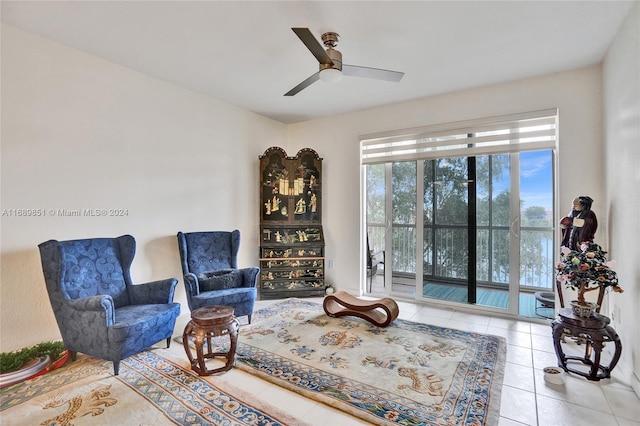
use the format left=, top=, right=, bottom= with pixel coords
left=0, top=341, right=66, bottom=374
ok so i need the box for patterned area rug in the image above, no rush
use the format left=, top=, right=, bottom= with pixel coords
left=236, top=299, right=507, bottom=426
left=0, top=348, right=305, bottom=425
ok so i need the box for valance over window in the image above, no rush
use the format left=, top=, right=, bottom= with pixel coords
left=361, top=108, right=558, bottom=164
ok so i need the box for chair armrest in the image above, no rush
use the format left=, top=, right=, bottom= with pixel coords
left=184, top=273, right=200, bottom=296
left=128, top=278, right=178, bottom=305
left=64, top=295, right=115, bottom=327
left=370, top=250, right=384, bottom=266
left=239, top=267, right=260, bottom=288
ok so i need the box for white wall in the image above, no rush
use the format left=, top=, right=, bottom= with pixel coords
left=603, top=1, right=640, bottom=395
left=0, top=25, right=286, bottom=352
left=288, top=66, right=605, bottom=299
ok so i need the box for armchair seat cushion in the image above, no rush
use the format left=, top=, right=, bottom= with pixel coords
left=199, top=286, right=256, bottom=301
left=110, top=303, right=181, bottom=358
left=198, top=269, right=244, bottom=291
left=112, top=303, right=181, bottom=333
left=191, top=287, right=257, bottom=316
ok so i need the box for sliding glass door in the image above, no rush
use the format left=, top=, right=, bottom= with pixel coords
left=391, top=162, right=418, bottom=293
left=366, top=162, right=419, bottom=296
left=365, top=150, right=555, bottom=317
left=362, top=110, right=557, bottom=317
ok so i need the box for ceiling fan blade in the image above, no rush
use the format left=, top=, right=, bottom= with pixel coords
left=284, top=72, right=320, bottom=96
left=292, top=28, right=333, bottom=65
left=342, top=64, right=404, bottom=82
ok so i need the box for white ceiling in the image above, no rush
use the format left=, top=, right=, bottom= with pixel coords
left=1, top=1, right=634, bottom=124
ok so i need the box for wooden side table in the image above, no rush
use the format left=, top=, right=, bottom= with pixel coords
left=183, top=305, right=239, bottom=375
left=551, top=308, right=622, bottom=381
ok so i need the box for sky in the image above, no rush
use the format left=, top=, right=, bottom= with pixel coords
left=519, top=150, right=553, bottom=212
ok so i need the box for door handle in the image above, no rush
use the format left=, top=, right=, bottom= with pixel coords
left=510, top=216, right=520, bottom=239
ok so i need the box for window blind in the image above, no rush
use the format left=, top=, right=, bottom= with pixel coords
left=360, top=108, right=558, bottom=165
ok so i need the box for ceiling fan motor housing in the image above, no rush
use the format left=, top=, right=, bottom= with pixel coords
left=321, top=48, right=342, bottom=72
left=321, top=32, right=339, bottom=47
left=320, top=32, right=342, bottom=71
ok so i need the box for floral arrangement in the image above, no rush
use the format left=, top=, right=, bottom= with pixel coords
left=556, top=242, right=622, bottom=305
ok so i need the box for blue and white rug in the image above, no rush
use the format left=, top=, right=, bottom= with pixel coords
left=1, top=349, right=305, bottom=425
left=236, top=298, right=507, bottom=426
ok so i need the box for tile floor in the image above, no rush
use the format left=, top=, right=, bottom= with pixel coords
left=178, top=297, right=640, bottom=426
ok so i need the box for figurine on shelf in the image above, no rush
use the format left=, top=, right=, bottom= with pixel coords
left=560, top=196, right=598, bottom=251
left=271, top=196, right=280, bottom=213
left=261, top=150, right=290, bottom=221
left=295, top=198, right=306, bottom=214
left=300, top=153, right=319, bottom=187
left=263, top=153, right=286, bottom=185
left=310, top=193, right=317, bottom=213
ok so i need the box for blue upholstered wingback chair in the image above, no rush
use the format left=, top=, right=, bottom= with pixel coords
left=38, top=235, right=181, bottom=375
left=176, top=230, right=259, bottom=323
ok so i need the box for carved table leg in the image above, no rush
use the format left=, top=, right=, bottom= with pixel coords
left=551, top=319, right=568, bottom=371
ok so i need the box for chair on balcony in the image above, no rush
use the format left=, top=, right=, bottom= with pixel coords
left=367, top=235, right=385, bottom=293
left=534, top=290, right=556, bottom=319
left=176, top=230, right=259, bottom=323
left=38, top=235, right=181, bottom=375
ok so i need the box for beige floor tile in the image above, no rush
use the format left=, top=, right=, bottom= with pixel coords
left=604, top=385, right=640, bottom=422
left=411, top=304, right=455, bottom=321
left=506, top=344, right=534, bottom=368
left=451, top=310, right=492, bottom=326
left=530, top=321, right=554, bottom=337
left=532, top=348, right=559, bottom=371
left=534, top=369, right=612, bottom=413
left=440, top=318, right=489, bottom=334
left=616, top=417, right=640, bottom=426
left=488, top=316, right=532, bottom=333
left=394, top=300, right=423, bottom=317
left=499, top=385, right=538, bottom=425
left=499, top=417, right=530, bottom=426
left=487, top=326, right=532, bottom=348
left=530, top=332, right=555, bottom=353
left=536, top=394, right=617, bottom=426
left=504, top=361, right=536, bottom=392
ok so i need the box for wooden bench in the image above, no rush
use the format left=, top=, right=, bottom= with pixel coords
left=323, top=291, right=399, bottom=327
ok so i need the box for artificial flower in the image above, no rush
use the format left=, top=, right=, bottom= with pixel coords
left=556, top=242, right=622, bottom=305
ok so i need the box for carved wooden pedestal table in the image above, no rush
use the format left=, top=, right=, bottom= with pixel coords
left=183, top=305, right=239, bottom=375
left=551, top=308, right=622, bottom=381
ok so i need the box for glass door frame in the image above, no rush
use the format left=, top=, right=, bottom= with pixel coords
left=366, top=157, right=530, bottom=317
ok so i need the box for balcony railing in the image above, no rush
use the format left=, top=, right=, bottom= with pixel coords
left=367, top=224, right=554, bottom=291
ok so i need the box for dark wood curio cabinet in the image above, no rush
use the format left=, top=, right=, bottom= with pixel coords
left=258, top=147, right=325, bottom=299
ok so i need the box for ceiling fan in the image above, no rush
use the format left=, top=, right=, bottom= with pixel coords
left=285, top=28, right=404, bottom=96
